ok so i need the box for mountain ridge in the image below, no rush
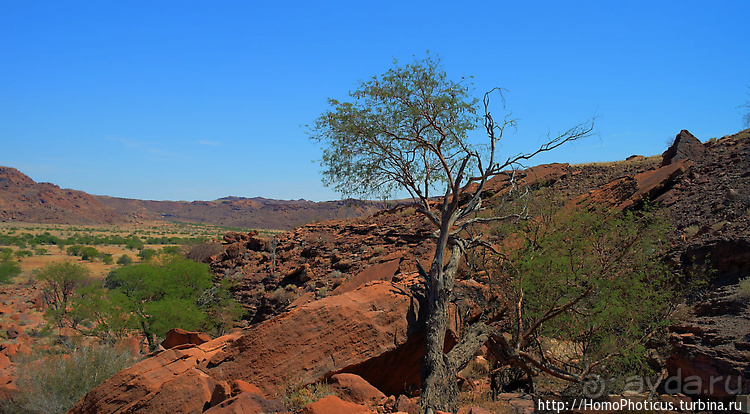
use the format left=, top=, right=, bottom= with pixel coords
left=0, top=166, right=391, bottom=229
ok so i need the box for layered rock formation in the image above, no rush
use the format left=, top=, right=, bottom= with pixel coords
left=68, top=281, right=426, bottom=413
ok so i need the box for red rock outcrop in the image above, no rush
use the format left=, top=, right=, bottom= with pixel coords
left=329, top=373, right=386, bottom=406
left=69, top=334, right=242, bottom=414
left=69, top=281, right=425, bottom=413
left=204, top=281, right=424, bottom=395
left=160, top=328, right=212, bottom=350
left=661, top=129, right=706, bottom=166
left=666, top=287, right=750, bottom=400
left=300, top=395, right=373, bottom=414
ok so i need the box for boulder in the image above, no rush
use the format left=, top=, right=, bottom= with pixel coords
left=69, top=334, right=243, bottom=414
left=230, top=379, right=263, bottom=397
left=662, top=130, right=705, bottom=166
left=394, top=394, right=420, bottom=414
left=161, top=328, right=212, bottom=349
left=300, top=395, right=373, bottom=414
left=205, top=281, right=425, bottom=395
left=204, top=391, right=285, bottom=414
left=333, top=259, right=400, bottom=294
left=329, top=373, right=386, bottom=406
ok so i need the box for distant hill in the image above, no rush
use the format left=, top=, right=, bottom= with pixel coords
left=0, top=166, right=123, bottom=224
left=0, top=166, right=391, bottom=229
left=95, top=195, right=392, bottom=230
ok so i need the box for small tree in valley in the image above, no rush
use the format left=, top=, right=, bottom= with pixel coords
left=309, top=55, right=594, bottom=413
left=37, top=261, right=92, bottom=326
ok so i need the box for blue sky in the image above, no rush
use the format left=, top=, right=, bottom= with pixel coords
left=1, top=1, right=748, bottom=201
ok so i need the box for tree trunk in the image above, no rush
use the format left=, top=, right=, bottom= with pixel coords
left=420, top=234, right=460, bottom=413
left=421, top=286, right=458, bottom=413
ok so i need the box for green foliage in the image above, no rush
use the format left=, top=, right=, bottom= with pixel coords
left=37, top=261, right=92, bottom=325
left=0, top=248, right=13, bottom=262
left=738, top=277, right=750, bottom=300
left=496, top=204, right=674, bottom=376
left=80, top=246, right=99, bottom=261
left=160, top=245, right=181, bottom=255
left=14, top=249, right=32, bottom=259
left=280, top=377, right=335, bottom=412
left=197, top=280, right=245, bottom=336
left=66, top=244, right=83, bottom=257
left=308, top=54, right=479, bottom=199
left=3, top=343, right=136, bottom=414
left=116, top=254, right=133, bottom=266
left=137, top=248, right=157, bottom=262
left=68, top=285, right=135, bottom=341
left=124, top=236, right=144, bottom=250
left=100, top=253, right=114, bottom=265
left=0, top=262, right=21, bottom=284
left=76, top=255, right=242, bottom=347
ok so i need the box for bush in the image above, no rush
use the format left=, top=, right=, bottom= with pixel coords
left=137, top=248, right=157, bottom=262
left=99, top=255, right=240, bottom=349
left=14, top=250, right=33, bottom=259
left=80, top=247, right=100, bottom=261
left=0, top=248, right=13, bottom=262
left=100, top=253, right=114, bottom=265
left=739, top=277, right=750, bottom=300
left=0, top=261, right=21, bottom=284
left=116, top=254, right=133, bottom=266
left=3, top=344, right=136, bottom=414
left=66, top=245, right=83, bottom=257
left=280, top=377, right=335, bottom=412
left=37, top=261, right=92, bottom=325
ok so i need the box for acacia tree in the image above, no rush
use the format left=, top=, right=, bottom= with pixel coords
left=309, top=55, right=594, bottom=413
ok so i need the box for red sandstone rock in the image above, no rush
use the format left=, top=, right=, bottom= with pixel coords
left=575, top=160, right=689, bottom=211
left=395, top=394, right=420, bottom=414
left=68, top=333, right=243, bottom=414
left=70, top=282, right=423, bottom=413
left=230, top=379, right=263, bottom=397
left=300, top=395, right=373, bottom=414
left=203, top=390, right=285, bottom=414
left=329, top=373, right=386, bottom=406
left=204, top=281, right=424, bottom=396
left=161, top=328, right=212, bottom=349
left=333, top=259, right=400, bottom=294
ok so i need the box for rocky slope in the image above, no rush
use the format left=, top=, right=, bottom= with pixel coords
left=0, top=167, right=124, bottom=224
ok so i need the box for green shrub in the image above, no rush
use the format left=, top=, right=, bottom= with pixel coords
left=739, top=277, right=750, bottom=300
left=100, top=253, right=114, bottom=265
left=14, top=250, right=33, bottom=259
left=280, top=379, right=335, bottom=412
left=66, top=245, right=83, bottom=257
left=116, top=254, right=133, bottom=266
left=137, top=248, right=157, bottom=262
left=99, top=255, right=240, bottom=349
left=3, top=344, right=136, bottom=414
left=37, top=261, right=92, bottom=325
left=80, top=247, right=99, bottom=261
left=0, top=261, right=21, bottom=284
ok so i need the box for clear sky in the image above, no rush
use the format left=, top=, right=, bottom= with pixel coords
left=1, top=1, right=748, bottom=202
